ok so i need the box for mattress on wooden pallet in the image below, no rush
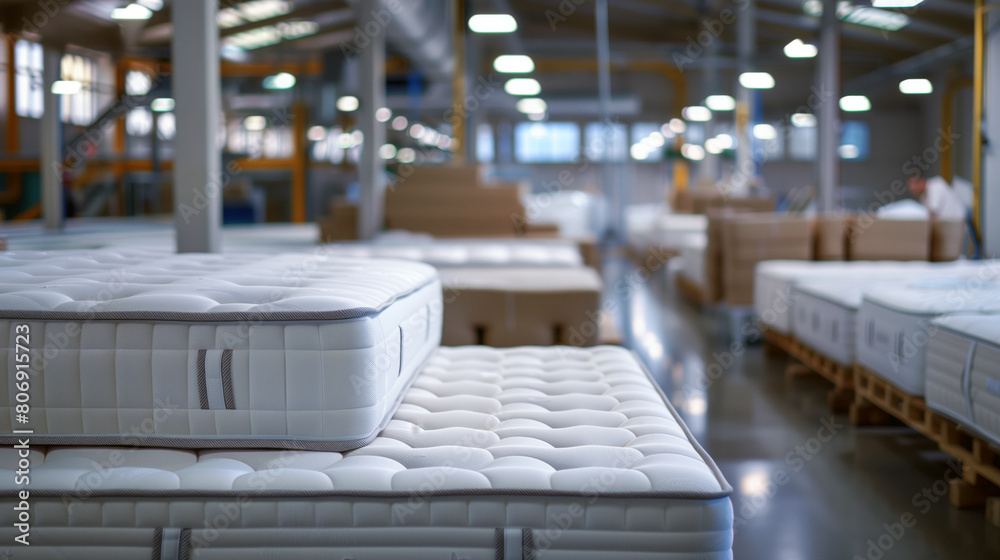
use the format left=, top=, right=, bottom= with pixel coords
left=0, top=346, right=734, bottom=559
left=926, top=313, right=1000, bottom=446
left=755, top=260, right=990, bottom=335
left=856, top=281, right=1000, bottom=396
left=0, top=249, right=442, bottom=451
left=321, top=239, right=584, bottom=268
left=791, top=281, right=876, bottom=366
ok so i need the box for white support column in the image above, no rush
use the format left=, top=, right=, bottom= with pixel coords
left=172, top=0, right=221, bottom=253
left=816, top=0, right=840, bottom=212
left=40, top=45, right=63, bottom=230
left=358, top=0, right=387, bottom=240
left=984, top=8, right=1000, bottom=256
left=732, top=0, right=756, bottom=198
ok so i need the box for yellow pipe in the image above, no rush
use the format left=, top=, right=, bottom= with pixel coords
left=973, top=0, right=984, bottom=236
left=940, top=76, right=972, bottom=184
left=533, top=59, right=689, bottom=192
left=450, top=0, right=466, bottom=165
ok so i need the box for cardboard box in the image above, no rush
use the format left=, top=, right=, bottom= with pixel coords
left=318, top=200, right=357, bottom=242
left=846, top=217, right=931, bottom=261
left=931, top=219, right=965, bottom=262
left=439, top=267, right=603, bottom=347
left=720, top=213, right=814, bottom=306
left=385, top=183, right=526, bottom=237
left=814, top=213, right=849, bottom=261
left=690, top=187, right=775, bottom=215
left=392, top=165, right=483, bottom=188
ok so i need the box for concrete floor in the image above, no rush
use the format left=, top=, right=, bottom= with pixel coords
left=611, top=257, right=1000, bottom=560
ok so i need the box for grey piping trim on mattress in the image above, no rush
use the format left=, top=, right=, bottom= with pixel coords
left=196, top=350, right=210, bottom=410
left=494, top=527, right=505, bottom=560
left=522, top=528, right=535, bottom=560
left=962, top=340, right=977, bottom=422
left=631, top=350, right=734, bottom=495
left=221, top=349, right=235, bottom=410
left=151, top=527, right=162, bottom=560
left=178, top=529, right=192, bottom=560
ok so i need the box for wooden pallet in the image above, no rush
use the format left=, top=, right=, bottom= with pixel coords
left=852, top=365, right=1000, bottom=526
left=762, top=328, right=855, bottom=412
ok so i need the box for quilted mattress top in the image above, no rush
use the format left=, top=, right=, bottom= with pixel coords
left=0, top=346, right=731, bottom=500
left=0, top=249, right=438, bottom=321
left=931, top=313, right=1000, bottom=345
left=756, top=259, right=982, bottom=283
left=321, top=240, right=583, bottom=268
left=438, top=267, right=603, bottom=292
left=863, top=280, right=1000, bottom=315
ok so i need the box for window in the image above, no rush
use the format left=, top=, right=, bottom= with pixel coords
left=476, top=123, right=495, bottom=163
left=755, top=122, right=784, bottom=162
left=839, top=121, right=870, bottom=161
left=14, top=40, right=43, bottom=119
left=514, top=122, right=580, bottom=163
left=788, top=125, right=817, bottom=161
left=60, top=53, right=97, bottom=126
left=630, top=122, right=666, bottom=162
left=584, top=121, right=626, bottom=162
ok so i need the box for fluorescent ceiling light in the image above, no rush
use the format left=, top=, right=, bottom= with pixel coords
left=409, top=124, right=425, bottom=139
left=791, top=113, right=817, bottom=127
left=682, top=105, right=711, bottom=122
left=516, top=98, right=547, bottom=114
left=243, top=116, right=267, bottom=131
left=842, top=6, right=909, bottom=31
left=705, top=138, right=723, bottom=155
left=307, top=126, right=327, bottom=141
left=225, top=21, right=319, bottom=50
left=739, top=72, right=775, bottom=89
left=391, top=116, right=408, bottom=131
left=899, top=78, right=933, bottom=94
left=468, top=14, right=517, bottom=33
left=872, top=0, right=923, bottom=6
left=379, top=144, right=397, bottom=160
left=838, top=144, right=860, bottom=159
left=681, top=143, right=706, bottom=161
left=646, top=132, right=665, bottom=147
left=527, top=113, right=546, bottom=121
left=150, top=98, right=174, bottom=112
left=630, top=143, right=650, bottom=161
left=504, top=78, right=541, bottom=96
left=137, top=0, right=163, bottom=10
left=111, top=3, right=153, bottom=20
left=51, top=80, right=82, bottom=95
left=784, top=39, right=818, bottom=58
left=705, top=95, right=736, bottom=111
left=668, top=118, right=686, bottom=134
left=262, top=72, right=295, bottom=90
left=839, top=95, right=871, bottom=112
left=714, top=134, right=735, bottom=149
left=376, top=107, right=392, bottom=122
left=397, top=147, right=416, bottom=163
left=753, top=124, right=777, bottom=140
left=218, top=0, right=291, bottom=28
left=494, top=55, right=534, bottom=73
left=336, top=95, right=359, bottom=112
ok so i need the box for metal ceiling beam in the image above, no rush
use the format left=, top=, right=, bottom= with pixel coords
left=844, top=34, right=974, bottom=92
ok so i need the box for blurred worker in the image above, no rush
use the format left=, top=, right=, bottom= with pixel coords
left=907, top=173, right=972, bottom=221
left=908, top=172, right=978, bottom=257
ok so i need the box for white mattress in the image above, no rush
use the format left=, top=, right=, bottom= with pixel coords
left=0, top=249, right=442, bottom=451
left=926, top=314, right=1000, bottom=445
left=679, top=233, right=708, bottom=288
left=0, top=346, right=734, bottom=559
left=754, top=260, right=992, bottom=334
left=856, top=281, right=1000, bottom=396
left=321, top=239, right=583, bottom=268
left=791, top=281, right=872, bottom=366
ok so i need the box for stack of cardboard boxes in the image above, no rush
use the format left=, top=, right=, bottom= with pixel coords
left=385, top=166, right=527, bottom=237
left=719, top=213, right=814, bottom=306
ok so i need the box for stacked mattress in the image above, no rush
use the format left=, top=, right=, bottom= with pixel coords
left=0, top=249, right=443, bottom=450
left=791, top=281, right=894, bottom=367
left=925, top=313, right=1000, bottom=445
left=321, top=239, right=584, bottom=268
left=0, top=249, right=733, bottom=558
left=856, top=281, right=1000, bottom=395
